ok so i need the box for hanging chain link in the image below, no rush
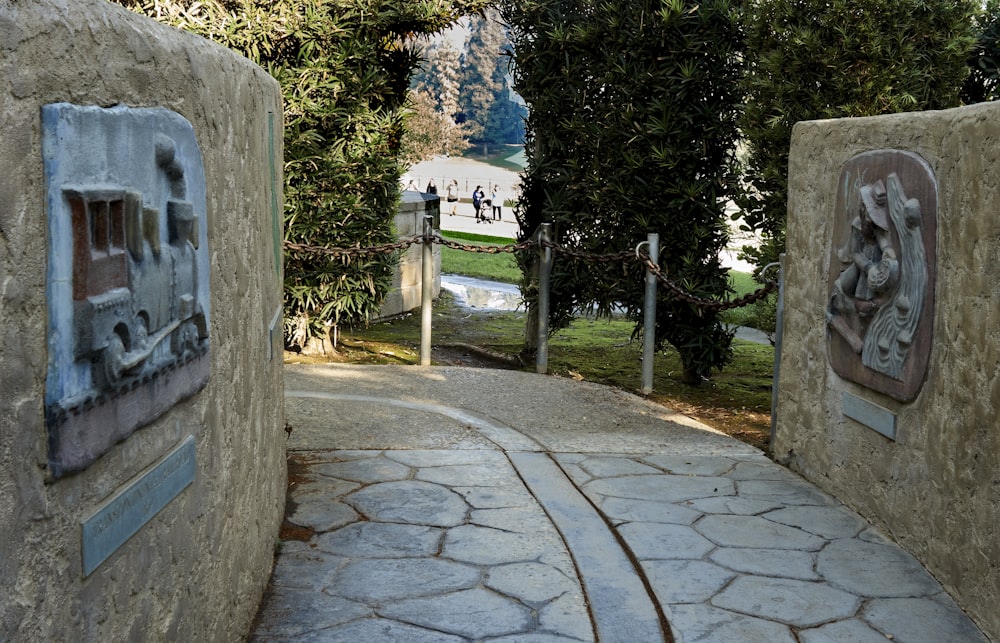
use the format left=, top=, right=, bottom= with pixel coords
left=282, top=234, right=777, bottom=312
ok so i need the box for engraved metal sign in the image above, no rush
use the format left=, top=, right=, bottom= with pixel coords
left=43, top=104, right=210, bottom=477
left=827, top=150, right=937, bottom=402
left=81, top=436, right=196, bottom=576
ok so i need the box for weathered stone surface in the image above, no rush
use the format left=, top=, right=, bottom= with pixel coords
left=817, top=538, right=941, bottom=597
left=416, top=462, right=516, bottom=486
left=762, top=505, right=867, bottom=540
left=712, top=576, right=859, bottom=628
left=269, top=551, right=345, bottom=591
left=668, top=604, right=796, bottom=643
left=288, top=499, right=359, bottom=533
left=454, top=485, right=536, bottom=509
left=442, top=525, right=546, bottom=565
left=799, top=618, right=891, bottom=643
left=251, top=592, right=371, bottom=640
left=736, top=479, right=837, bottom=506
left=346, top=480, right=468, bottom=527
left=379, top=588, right=533, bottom=639
left=485, top=562, right=578, bottom=604
left=593, top=496, right=702, bottom=526
left=584, top=474, right=734, bottom=503
left=644, top=559, right=735, bottom=604
left=695, top=515, right=827, bottom=551
left=471, top=506, right=552, bottom=533
left=685, top=496, right=784, bottom=516
left=617, top=522, right=715, bottom=560
left=387, top=449, right=506, bottom=467
left=709, top=547, right=819, bottom=581
left=575, top=456, right=662, bottom=477
left=303, top=617, right=465, bottom=643
left=330, top=558, right=480, bottom=602
left=863, top=596, right=990, bottom=643
left=538, top=592, right=595, bottom=641
left=293, top=476, right=361, bottom=501
left=312, top=455, right=411, bottom=484
left=315, top=522, right=442, bottom=558
left=725, top=462, right=808, bottom=482
left=640, top=455, right=735, bottom=476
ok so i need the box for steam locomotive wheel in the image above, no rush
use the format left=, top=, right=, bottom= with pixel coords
left=103, top=335, right=126, bottom=386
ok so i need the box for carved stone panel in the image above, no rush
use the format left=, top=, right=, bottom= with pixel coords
left=43, top=104, right=210, bottom=477
left=826, top=150, right=936, bottom=402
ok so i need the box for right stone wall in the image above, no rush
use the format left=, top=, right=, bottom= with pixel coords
left=774, top=102, right=1000, bottom=640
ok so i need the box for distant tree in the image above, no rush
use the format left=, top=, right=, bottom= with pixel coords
left=459, top=8, right=513, bottom=154
left=963, top=0, right=1000, bottom=104
left=414, top=40, right=464, bottom=122
left=400, top=89, right=469, bottom=164
left=502, top=0, right=745, bottom=383
left=738, top=0, right=978, bottom=273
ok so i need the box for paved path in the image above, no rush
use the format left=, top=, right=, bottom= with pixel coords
left=250, top=364, right=987, bottom=642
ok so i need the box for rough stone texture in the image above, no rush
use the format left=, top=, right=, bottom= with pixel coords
left=0, top=2, right=285, bottom=639
left=775, top=101, right=1000, bottom=640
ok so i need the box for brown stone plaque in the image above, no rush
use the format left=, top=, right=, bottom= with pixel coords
left=826, top=150, right=936, bottom=402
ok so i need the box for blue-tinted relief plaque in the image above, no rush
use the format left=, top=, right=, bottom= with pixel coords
left=43, top=104, right=210, bottom=477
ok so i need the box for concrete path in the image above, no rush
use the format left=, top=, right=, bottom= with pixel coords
left=250, top=364, right=987, bottom=642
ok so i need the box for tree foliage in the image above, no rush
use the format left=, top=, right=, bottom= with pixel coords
left=738, top=0, right=978, bottom=272
left=962, top=0, right=1000, bottom=104
left=501, top=0, right=745, bottom=383
left=113, top=0, right=491, bottom=347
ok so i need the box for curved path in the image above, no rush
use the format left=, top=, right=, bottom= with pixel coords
left=250, top=364, right=986, bottom=642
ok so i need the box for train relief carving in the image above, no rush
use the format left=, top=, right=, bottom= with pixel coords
left=826, top=150, right=937, bottom=403
left=44, top=104, right=210, bottom=477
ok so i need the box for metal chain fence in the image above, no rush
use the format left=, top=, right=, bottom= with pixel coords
left=283, top=219, right=781, bottom=392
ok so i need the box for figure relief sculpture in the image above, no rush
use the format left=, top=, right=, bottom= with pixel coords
left=826, top=151, right=936, bottom=402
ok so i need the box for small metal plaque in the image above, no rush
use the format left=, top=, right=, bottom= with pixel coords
left=843, top=392, right=897, bottom=441
left=81, top=436, right=196, bottom=576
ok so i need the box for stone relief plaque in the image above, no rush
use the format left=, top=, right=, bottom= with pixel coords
left=43, top=104, right=210, bottom=477
left=826, top=150, right=937, bottom=402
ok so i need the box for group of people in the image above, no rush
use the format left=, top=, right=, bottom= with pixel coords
left=405, top=177, right=505, bottom=222
left=471, top=183, right=503, bottom=223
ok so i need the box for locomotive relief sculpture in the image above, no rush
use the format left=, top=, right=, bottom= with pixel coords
left=44, top=104, right=210, bottom=477
left=826, top=150, right=937, bottom=402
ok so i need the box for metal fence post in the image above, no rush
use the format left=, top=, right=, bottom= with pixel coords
left=536, top=223, right=553, bottom=374
left=420, top=214, right=434, bottom=366
left=641, top=233, right=659, bottom=395
left=769, top=253, right=786, bottom=452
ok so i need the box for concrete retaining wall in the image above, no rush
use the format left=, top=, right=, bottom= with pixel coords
left=774, top=101, right=1000, bottom=640
left=380, top=191, right=442, bottom=319
left=0, top=1, right=285, bottom=640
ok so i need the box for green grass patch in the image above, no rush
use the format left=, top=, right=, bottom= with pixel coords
left=343, top=291, right=775, bottom=449
left=440, top=233, right=521, bottom=283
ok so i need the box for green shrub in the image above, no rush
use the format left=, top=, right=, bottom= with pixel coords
left=500, top=0, right=745, bottom=383
left=738, top=0, right=978, bottom=272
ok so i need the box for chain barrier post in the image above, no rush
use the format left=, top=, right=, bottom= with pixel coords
left=537, top=223, right=553, bottom=374
left=769, top=253, right=786, bottom=452
left=420, top=214, right=434, bottom=366
left=641, top=233, right=659, bottom=395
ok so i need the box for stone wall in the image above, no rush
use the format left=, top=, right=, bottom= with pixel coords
left=774, top=102, right=1000, bottom=640
left=380, top=191, right=442, bottom=319
left=0, top=2, right=286, bottom=640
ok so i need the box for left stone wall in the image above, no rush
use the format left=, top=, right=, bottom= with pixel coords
left=0, top=1, right=286, bottom=639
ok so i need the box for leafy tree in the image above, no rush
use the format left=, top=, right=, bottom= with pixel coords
left=114, top=0, right=491, bottom=348
left=501, top=0, right=745, bottom=383
left=962, top=0, right=1000, bottom=104
left=459, top=8, right=513, bottom=154
left=738, top=0, right=978, bottom=273
left=400, top=89, right=469, bottom=164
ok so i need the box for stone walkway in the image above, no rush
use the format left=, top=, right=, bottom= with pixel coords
left=249, top=364, right=988, bottom=642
